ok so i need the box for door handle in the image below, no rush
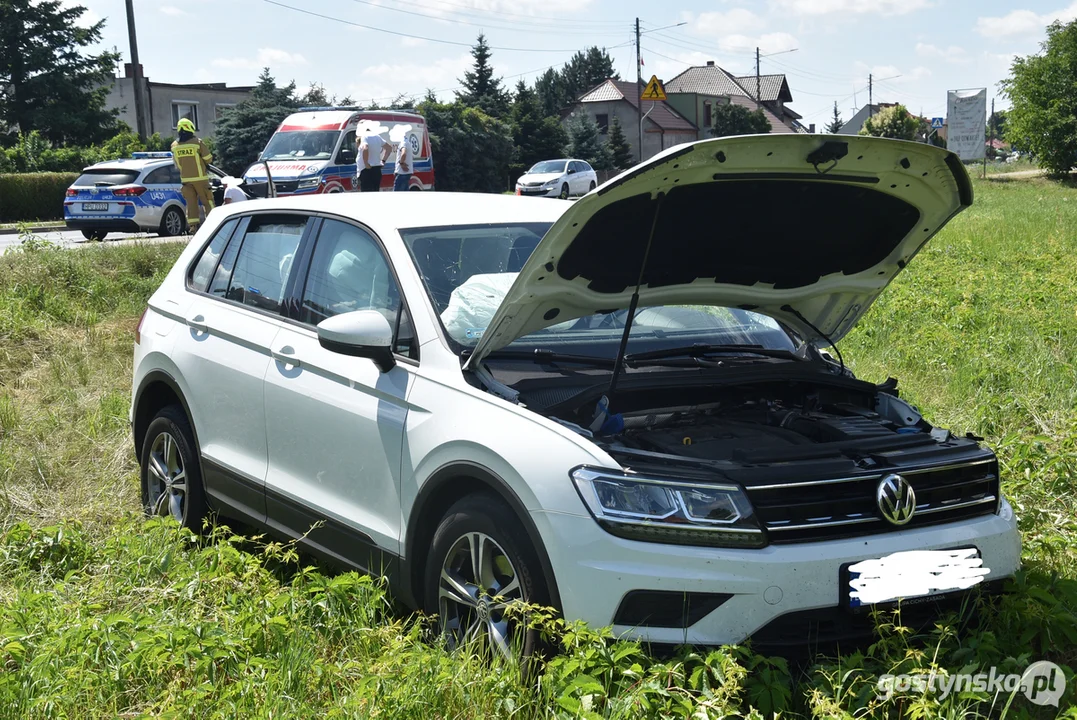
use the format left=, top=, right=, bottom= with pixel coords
left=187, top=314, right=208, bottom=332
left=272, top=345, right=301, bottom=367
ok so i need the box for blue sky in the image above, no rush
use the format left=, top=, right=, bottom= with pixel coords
left=70, top=0, right=1075, bottom=127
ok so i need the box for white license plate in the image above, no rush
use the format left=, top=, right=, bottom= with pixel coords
left=82, top=202, right=109, bottom=211
left=844, top=548, right=987, bottom=609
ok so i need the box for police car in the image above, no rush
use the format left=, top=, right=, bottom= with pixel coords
left=64, top=152, right=231, bottom=241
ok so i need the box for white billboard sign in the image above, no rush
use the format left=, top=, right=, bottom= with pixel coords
left=946, top=88, right=986, bottom=161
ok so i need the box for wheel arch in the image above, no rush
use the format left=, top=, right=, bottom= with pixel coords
left=402, top=461, right=562, bottom=614
left=132, top=369, right=199, bottom=461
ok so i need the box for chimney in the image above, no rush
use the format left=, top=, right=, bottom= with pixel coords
left=124, top=62, right=144, bottom=79
left=809, top=123, right=816, bottom=133
left=706, top=60, right=715, bottom=66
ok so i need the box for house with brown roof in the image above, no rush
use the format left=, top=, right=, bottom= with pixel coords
left=566, top=79, right=698, bottom=164
left=663, top=62, right=799, bottom=136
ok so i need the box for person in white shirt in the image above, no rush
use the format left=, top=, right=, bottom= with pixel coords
left=356, top=126, right=390, bottom=192
left=222, top=177, right=247, bottom=204
left=393, top=138, right=414, bottom=191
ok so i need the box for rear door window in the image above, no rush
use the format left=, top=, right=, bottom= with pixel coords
left=144, top=166, right=173, bottom=185
left=73, top=169, right=140, bottom=187
left=225, top=215, right=309, bottom=314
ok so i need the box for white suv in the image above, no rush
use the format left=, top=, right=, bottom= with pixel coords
left=131, top=135, right=1020, bottom=656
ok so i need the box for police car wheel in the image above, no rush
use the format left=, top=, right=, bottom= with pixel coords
left=81, top=229, right=107, bottom=242
left=160, top=207, right=186, bottom=237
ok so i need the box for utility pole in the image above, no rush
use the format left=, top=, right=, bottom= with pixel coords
left=755, top=47, right=761, bottom=103
left=125, top=0, right=149, bottom=140
left=868, top=73, right=873, bottom=118
left=635, top=18, right=643, bottom=164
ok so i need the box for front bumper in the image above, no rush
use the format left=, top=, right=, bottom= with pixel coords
left=516, top=185, right=559, bottom=197
left=535, top=499, right=1021, bottom=647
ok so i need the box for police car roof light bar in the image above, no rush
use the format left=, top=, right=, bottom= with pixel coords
left=132, top=151, right=174, bottom=159
left=297, top=106, right=364, bottom=112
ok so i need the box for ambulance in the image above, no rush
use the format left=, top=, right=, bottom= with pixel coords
left=243, top=108, right=434, bottom=195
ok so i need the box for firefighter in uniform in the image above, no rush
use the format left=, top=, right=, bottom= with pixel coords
left=171, top=118, right=215, bottom=232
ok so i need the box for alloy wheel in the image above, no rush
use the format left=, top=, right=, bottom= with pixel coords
left=146, top=431, right=187, bottom=523
left=438, top=532, right=523, bottom=659
left=164, top=208, right=185, bottom=236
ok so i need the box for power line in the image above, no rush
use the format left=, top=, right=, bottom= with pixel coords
left=262, top=0, right=585, bottom=51
left=340, top=0, right=630, bottom=36
left=373, top=0, right=629, bottom=25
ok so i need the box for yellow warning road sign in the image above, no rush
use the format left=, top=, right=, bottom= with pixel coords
left=641, top=75, right=667, bottom=101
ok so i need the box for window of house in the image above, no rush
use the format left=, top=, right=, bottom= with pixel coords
left=214, top=104, right=236, bottom=122
left=299, top=219, right=415, bottom=357
left=172, top=102, right=199, bottom=130
left=595, top=113, right=609, bottom=134
left=704, top=102, right=712, bottom=128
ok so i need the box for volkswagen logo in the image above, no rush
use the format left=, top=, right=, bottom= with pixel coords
left=877, top=474, right=916, bottom=525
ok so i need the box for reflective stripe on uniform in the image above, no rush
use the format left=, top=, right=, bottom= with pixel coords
left=173, top=142, right=208, bottom=182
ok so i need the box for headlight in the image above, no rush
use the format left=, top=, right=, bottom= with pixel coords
left=296, top=177, right=320, bottom=189
left=571, top=467, right=765, bottom=548
left=543, top=179, right=559, bottom=188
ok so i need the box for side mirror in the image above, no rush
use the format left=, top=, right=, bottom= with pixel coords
left=316, top=309, right=396, bottom=372
left=567, top=168, right=576, bottom=174
left=338, top=149, right=357, bottom=165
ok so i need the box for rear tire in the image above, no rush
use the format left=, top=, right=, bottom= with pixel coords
left=424, top=493, right=550, bottom=667
left=140, top=405, right=208, bottom=533
left=81, top=229, right=107, bottom=242
left=588, top=180, right=596, bottom=192
left=159, top=206, right=186, bottom=237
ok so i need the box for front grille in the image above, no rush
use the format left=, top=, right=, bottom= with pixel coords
left=272, top=180, right=299, bottom=194
left=745, top=458, right=999, bottom=543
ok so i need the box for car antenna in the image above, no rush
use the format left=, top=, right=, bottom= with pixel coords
left=589, top=192, right=666, bottom=434
left=780, top=304, right=845, bottom=374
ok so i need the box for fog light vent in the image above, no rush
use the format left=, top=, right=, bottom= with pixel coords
left=613, top=590, right=732, bottom=629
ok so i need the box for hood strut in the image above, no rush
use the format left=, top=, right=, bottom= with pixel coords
left=589, top=192, right=666, bottom=433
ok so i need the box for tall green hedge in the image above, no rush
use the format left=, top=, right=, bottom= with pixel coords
left=0, top=173, right=78, bottom=222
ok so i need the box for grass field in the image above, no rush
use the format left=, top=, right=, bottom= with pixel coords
left=1, top=174, right=1076, bottom=718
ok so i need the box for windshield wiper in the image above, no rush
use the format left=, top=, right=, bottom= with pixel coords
left=475, top=348, right=616, bottom=369
left=624, top=343, right=803, bottom=365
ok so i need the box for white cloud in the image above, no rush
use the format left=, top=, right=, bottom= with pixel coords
left=771, top=0, right=930, bottom=16
left=719, top=31, right=799, bottom=54
left=159, top=6, right=186, bottom=16
left=52, top=0, right=99, bottom=26
left=685, top=8, right=766, bottom=36
left=915, top=43, right=968, bottom=62
left=347, top=53, right=473, bottom=104
left=212, top=47, right=308, bottom=70
left=975, top=3, right=1077, bottom=38
left=400, top=37, right=427, bottom=47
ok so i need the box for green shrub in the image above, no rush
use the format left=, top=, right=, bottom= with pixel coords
left=0, top=173, right=78, bottom=222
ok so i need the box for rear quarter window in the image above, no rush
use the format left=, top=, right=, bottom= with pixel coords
left=188, top=219, right=240, bottom=293
left=73, top=169, right=140, bottom=186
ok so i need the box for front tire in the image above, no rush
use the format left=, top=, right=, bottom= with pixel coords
left=140, top=405, right=207, bottom=532
left=424, top=494, right=549, bottom=663
left=159, top=206, right=186, bottom=237
left=558, top=183, right=569, bottom=200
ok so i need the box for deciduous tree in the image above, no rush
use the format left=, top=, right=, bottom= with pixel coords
left=1002, top=21, right=1077, bottom=176
left=858, top=103, right=918, bottom=140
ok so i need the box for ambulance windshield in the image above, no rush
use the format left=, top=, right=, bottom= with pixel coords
left=261, top=130, right=339, bottom=161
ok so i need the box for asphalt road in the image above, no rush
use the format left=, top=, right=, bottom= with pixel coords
left=0, top=228, right=183, bottom=253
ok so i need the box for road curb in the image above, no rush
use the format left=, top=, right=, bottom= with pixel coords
left=0, top=224, right=66, bottom=236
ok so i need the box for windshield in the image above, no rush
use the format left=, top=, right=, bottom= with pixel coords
left=73, top=169, right=140, bottom=186
left=528, top=161, right=566, bottom=174
left=400, top=223, right=797, bottom=358
left=261, top=130, right=339, bottom=161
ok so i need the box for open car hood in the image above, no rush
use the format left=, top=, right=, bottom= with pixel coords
left=465, top=134, right=972, bottom=369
